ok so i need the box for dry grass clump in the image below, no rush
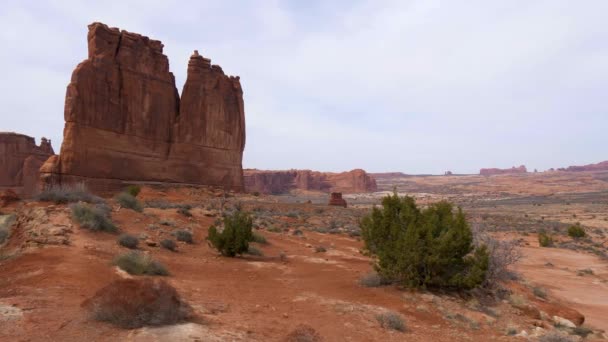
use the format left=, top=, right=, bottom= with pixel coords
left=376, top=311, right=406, bottom=332
left=37, top=183, right=104, bottom=204
left=84, top=278, right=192, bottom=329
left=284, top=324, right=323, bottom=342
left=113, top=252, right=169, bottom=276
left=70, top=203, right=117, bottom=232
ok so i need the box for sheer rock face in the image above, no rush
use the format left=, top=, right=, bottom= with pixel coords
left=480, top=165, right=527, bottom=176
left=328, top=192, right=347, bottom=207
left=0, top=133, right=54, bottom=196
left=243, top=169, right=377, bottom=194
left=42, top=23, right=245, bottom=193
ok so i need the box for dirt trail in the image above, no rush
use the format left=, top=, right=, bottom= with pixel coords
left=515, top=245, right=608, bottom=331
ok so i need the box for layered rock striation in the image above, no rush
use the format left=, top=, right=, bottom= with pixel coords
left=0, top=133, right=54, bottom=196
left=244, top=169, right=377, bottom=194
left=41, top=23, right=245, bottom=193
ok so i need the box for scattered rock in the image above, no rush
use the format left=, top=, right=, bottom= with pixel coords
left=553, top=315, right=576, bottom=329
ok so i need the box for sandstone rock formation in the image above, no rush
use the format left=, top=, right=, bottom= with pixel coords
left=479, top=165, right=527, bottom=176
left=244, top=169, right=377, bottom=194
left=41, top=23, right=245, bottom=193
left=328, top=192, right=347, bottom=207
left=562, top=161, right=608, bottom=172
left=0, top=133, right=54, bottom=196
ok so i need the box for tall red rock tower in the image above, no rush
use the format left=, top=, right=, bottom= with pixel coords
left=41, top=23, right=246, bottom=192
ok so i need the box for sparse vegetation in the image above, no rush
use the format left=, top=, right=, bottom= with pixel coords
left=361, top=192, right=488, bottom=290
left=572, top=326, right=593, bottom=338
left=376, top=311, right=406, bottom=332
left=251, top=232, right=268, bottom=244
left=473, top=228, right=522, bottom=287
left=567, top=224, right=586, bottom=238
left=117, top=234, right=139, bottom=249
left=86, top=278, right=191, bottom=328
left=0, top=214, right=16, bottom=244
left=160, top=239, right=177, bottom=252
left=359, top=272, right=389, bottom=287
left=125, top=185, right=141, bottom=197
left=533, top=286, right=547, bottom=299
left=116, top=192, right=143, bottom=212
left=246, top=246, right=264, bottom=256
left=538, top=331, right=576, bottom=342
left=207, top=209, right=253, bottom=257
left=177, top=207, right=192, bottom=217
left=315, top=246, right=327, bottom=253
left=538, top=231, right=554, bottom=247
left=37, top=183, right=103, bottom=204
left=175, top=230, right=193, bottom=244
left=114, top=251, right=169, bottom=276
left=70, top=203, right=117, bottom=232
left=577, top=268, right=594, bottom=276
left=284, top=324, right=322, bottom=342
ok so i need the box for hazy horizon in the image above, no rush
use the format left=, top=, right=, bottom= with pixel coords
left=2, top=1, right=607, bottom=174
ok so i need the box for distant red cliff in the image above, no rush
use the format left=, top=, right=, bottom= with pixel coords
left=561, top=161, right=608, bottom=172
left=244, top=169, right=377, bottom=194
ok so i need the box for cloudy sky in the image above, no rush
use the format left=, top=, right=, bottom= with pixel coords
left=1, top=0, right=607, bottom=174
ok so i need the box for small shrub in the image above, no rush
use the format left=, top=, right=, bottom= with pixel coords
left=84, top=278, right=192, bottom=328
left=37, top=183, right=103, bottom=204
left=125, top=185, right=141, bottom=197
left=506, top=327, right=517, bottom=336
left=70, top=203, right=117, bottom=232
left=116, top=192, right=143, bottom=212
left=251, top=232, right=268, bottom=245
left=114, top=252, right=169, bottom=276
left=286, top=211, right=299, bottom=218
left=177, top=207, right=192, bottom=217
left=284, top=324, right=322, bottom=342
left=160, top=239, right=177, bottom=252
left=159, top=219, right=174, bottom=226
left=175, top=230, right=193, bottom=244
left=359, top=272, right=389, bottom=287
left=0, top=214, right=16, bottom=244
left=267, top=226, right=282, bottom=233
left=577, top=268, right=594, bottom=276
left=538, top=231, right=554, bottom=247
left=376, top=311, right=406, bottom=332
left=252, top=191, right=260, bottom=197
left=117, top=234, right=139, bottom=249
left=207, top=209, right=253, bottom=257
left=293, top=229, right=303, bottom=236
left=567, top=224, right=586, bottom=239
left=538, top=331, right=576, bottom=342
left=572, top=326, right=593, bottom=338
left=315, top=246, right=327, bottom=253
left=247, top=246, right=264, bottom=256
left=533, top=286, right=547, bottom=299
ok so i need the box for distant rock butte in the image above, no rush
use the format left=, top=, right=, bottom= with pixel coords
left=328, top=192, right=347, bottom=207
left=479, top=165, right=527, bottom=176
left=562, top=161, right=608, bottom=172
left=41, top=22, right=245, bottom=193
left=244, top=169, right=377, bottom=194
left=0, top=132, right=54, bottom=196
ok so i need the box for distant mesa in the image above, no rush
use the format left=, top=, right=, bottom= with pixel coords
left=560, top=160, right=608, bottom=172
left=40, top=22, right=246, bottom=193
left=328, top=192, right=347, bottom=207
left=0, top=132, right=54, bottom=197
left=479, top=165, right=527, bottom=176
left=369, top=172, right=409, bottom=179
left=244, top=169, right=377, bottom=194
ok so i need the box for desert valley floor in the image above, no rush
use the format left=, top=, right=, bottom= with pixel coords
left=1, top=170, right=607, bottom=341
